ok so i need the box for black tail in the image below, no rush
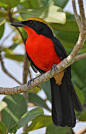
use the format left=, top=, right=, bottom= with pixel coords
left=50, top=72, right=82, bottom=127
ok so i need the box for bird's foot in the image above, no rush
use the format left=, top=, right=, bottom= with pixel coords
left=27, top=78, right=35, bottom=89
left=27, top=75, right=41, bottom=89
left=50, top=64, right=60, bottom=77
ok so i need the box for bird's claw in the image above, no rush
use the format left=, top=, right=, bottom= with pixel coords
left=50, top=64, right=60, bottom=77
left=27, top=75, right=41, bottom=89
left=27, top=78, right=35, bottom=89
left=50, top=64, right=57, bottom=75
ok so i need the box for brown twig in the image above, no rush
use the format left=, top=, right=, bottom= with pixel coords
left=23, top=51, right=28, bottom=102
left=72, top=0, right=81, bottom=31
left=0, top=9, right=7, bottom=14
left=0, top=53, right=22, bottom=85
left=15, top=27, right=26, bottom=44
left=69, top=0, right=86, bottom=60
left=28, top=65, right=32, bottom=79
left=11, top=10, right=19, bottom=15
left=7, top=9, right=26, bottom=44
left=74, top=53, right=86, bottom=62
left=78, top=0, right=86, bottom=30
left=22, top=51, right=29, bottom=133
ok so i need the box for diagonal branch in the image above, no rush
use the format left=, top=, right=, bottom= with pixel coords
left=0, top=52, right=86, bottom=95
left=74, top=53, right=86, bottom=62
left=0, top=53, right=22, bottom=85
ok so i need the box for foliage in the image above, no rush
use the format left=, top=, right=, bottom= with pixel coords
left=0, top=0, right=86, bottom=133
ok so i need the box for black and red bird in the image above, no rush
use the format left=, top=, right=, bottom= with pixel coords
left=11, top=17, right=82, bottom=127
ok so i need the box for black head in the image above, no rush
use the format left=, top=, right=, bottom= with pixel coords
left=11, top=17, right=53, bottom=38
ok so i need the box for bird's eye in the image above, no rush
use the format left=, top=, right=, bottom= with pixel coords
left=29, top=21, right=33, bottom=24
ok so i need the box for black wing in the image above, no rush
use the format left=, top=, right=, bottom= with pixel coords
left=51, top=36, right=71, bottom=77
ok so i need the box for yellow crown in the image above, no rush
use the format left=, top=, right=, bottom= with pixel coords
left=24, top=17, right=52, bottom=30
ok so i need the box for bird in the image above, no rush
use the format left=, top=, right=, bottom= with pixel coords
left=11, top=17, right=82, bottom=127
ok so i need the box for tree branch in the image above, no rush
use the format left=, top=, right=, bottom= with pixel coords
left=15, top=27, right=26, bottom=44
left=74, top=53, right=86, bottom=62
left=0, top=53, right=22, bottom=85
left=78, top=0, right=85, bottom=30
left=69, top=0, right=86, bottom=60
left=22, top=51, right=29, bottom=133
left=72, top=0, right=81, bottom=31
left=0, top=52, right=86, bottom=95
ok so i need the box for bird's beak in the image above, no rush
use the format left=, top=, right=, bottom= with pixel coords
left=11, top=21, right=24, bottom=27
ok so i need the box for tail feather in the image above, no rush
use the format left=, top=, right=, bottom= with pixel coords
left=66, top=73, right=82, bottom=112
left=50, top=71, right=82, bottom=127
left=50, top=78, right=64, bottom=126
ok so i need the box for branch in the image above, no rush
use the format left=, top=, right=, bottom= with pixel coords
left=0, top=53, right=22, bottom=85
left=0, top=9, right=7, bottom=15
left=74, top=53, right=86, bottom=62
left=78, top=0, right=85, bottom=30
left=0, top=52, right=86, bottom=95
left=7, top=9, right=26, bottom=44
left=69, top=0, right=86, bottom=60
left=72, top=0, right=81, bottom=31
left=23, top=52, right=29, bottom=85
left=15, top=27, right=26, bottom=44
left=22, top=51, right=29, bottom=133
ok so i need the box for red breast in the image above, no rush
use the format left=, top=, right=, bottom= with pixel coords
left=25, top=26, right=61, bottom=71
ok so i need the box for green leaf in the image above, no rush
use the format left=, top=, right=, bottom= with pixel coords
left=20, top=0, right=39, bottom=8
left=39, top=0, right=49, bottom=6
left=0, top=17, right=6, bottom=26
left=0, top=17, right=6, bottom=39
left=53, top=0, right=68, bottom=8
left=0, top=12, right=7, bottom=18
left=3, top=48, right=14, bottom=54
left=0, top=22, right=5, bottom=39
left=0, top=121, right=6, bottom=134
left=18, top=107, right=44, bottom=129
left=29, top=92, right=51, bottom=111
left=8, top=43, right=19, bottom=50
left=0, top=101, right=7, bottom=111
left=74, top=85, right=84, bottom=105
left=5, top=54, right=24, bottom=62
left=0, top=0, right=20, bottom=8
left=41, top=80, right=51, bottom=102
left=79, top=111, right=86, bottom=121
left=2, top=94, right=27, bottom=132
left=46, top=124, right=71, bottom=134
left=82, top=88, right=86, bottom=104
left=10, top=124, right=18, bottom=134
left=81, top=88, right=86, bottom=112
left=20, top=5, right=66, bottom=24
left=26, top=115, right=52, bottom=132
left=72, top=58, right=86, bottom=89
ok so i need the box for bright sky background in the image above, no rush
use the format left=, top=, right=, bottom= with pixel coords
left=0, top=0, right=86, bottom=133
